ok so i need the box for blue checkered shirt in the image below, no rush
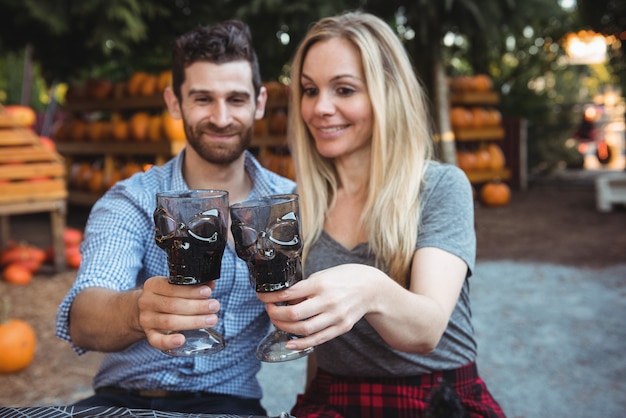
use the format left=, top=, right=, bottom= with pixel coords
left=56, top=149, right=295, bottom=399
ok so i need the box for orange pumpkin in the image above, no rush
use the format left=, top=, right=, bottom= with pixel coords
left=147, top=115, right=163, bottom=142
left=0, top=316, right=36, bottom=373
left=486, top=144, right=506, bottom=170
left=85, top=78, right=113, bottom=100
left=480, top=181, right=511, bottom=207
left=87, top=167, right=104, bottom=194
left=450, top=107, right=472, bottom=129
left=69, top=119, right=88, bottom=142
left=157, top=70, right=172, bottom=92
left=139, top=74, right=158, bottom=96
left=456, top=150, right=477, bottom=172
left=472, top=74, right=493, bottom=92
left=126, top=71, right=149, bottom=97
left=112, top=118, right=129, bottom=142
left=471, top=107, right=490, bottom=128
left=3, top=105, right=36, bottom=127
left=2, top=264, right=33, bottom=285
left=63, top=228, right=84, bottom=247
left=129, top=112, right=150, bottom=142
left=161, top=111, right=186, bottom=142
left=473, top=147, right=491, bottom=170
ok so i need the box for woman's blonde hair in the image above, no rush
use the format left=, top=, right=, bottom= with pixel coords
left=289, top=11, right=433, bottom=286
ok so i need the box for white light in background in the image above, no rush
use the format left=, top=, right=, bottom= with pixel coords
left=565, top=31, right=607, bottom=65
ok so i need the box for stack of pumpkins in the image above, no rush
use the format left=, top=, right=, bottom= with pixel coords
left=55, top=70, right=185, bottom=144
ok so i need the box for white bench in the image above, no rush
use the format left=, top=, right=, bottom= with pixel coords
left=595, top=172, right=626, bottom=212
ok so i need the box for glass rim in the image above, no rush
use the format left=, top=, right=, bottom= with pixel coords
left=230, top=193, right=298, bottom=210
left=156, top=189, right=229, bottom=199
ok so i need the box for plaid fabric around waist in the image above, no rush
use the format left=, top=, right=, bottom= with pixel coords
left=291, top=361, right=505, bottom=418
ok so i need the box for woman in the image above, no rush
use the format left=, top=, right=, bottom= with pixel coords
left=257, top=11, right=505, bottom=418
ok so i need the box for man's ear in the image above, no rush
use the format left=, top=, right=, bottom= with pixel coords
left=254, top=85, right=268, bottom=121
left=163, top=86, right=182, bottom=119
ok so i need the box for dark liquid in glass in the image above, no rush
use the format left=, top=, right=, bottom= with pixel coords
left=156, top=236, right=225, bottom=285
left=248, top=252, right=301, bottom=292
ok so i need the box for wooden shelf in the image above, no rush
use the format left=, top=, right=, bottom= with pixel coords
left=56, top=140, right=183, bottom=156
left=64, top=95, right=165, bottom=112
left=464, top=168, right=511, bottom=184
left=454, top=127, right=505, bottom=141
left=450, top=91, right=500, bottom=105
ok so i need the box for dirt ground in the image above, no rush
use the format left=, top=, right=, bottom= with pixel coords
left=1, top=173, right=625, bottom=407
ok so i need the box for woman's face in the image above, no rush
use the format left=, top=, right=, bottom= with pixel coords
left=300, top=37, right=373, bottom=161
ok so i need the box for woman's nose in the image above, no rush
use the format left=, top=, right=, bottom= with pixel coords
left=313, top=90, right=335, bottom=116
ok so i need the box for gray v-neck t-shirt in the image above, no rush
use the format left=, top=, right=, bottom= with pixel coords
left=305, top=161, right=477, bottom=376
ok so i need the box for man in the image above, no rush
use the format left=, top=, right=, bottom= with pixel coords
left=56, top=20, right=294, bottom=415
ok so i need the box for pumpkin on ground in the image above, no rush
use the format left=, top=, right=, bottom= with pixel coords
left=0, top=301, right=37, bottom=373
left=480, top=181, right=511, bottom=207
left=2, top=264, right=33, bottom=285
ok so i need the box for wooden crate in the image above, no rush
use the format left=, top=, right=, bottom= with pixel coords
left=0, top=118, right=67, bottom=204
left=0, top=106, right=68, bottom=271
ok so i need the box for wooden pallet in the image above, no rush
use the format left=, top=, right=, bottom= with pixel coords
left=0, top=112, right=67, bottom=204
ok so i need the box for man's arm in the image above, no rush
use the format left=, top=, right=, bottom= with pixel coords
left=69, top=287, right=144, bottom=352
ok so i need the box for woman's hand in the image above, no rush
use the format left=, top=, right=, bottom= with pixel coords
left=138, top=277, right=220, bottom=351
left=256, top=264, right=381, bottom=350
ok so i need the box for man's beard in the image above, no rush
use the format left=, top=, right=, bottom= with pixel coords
left=184, top=116, right=252, bottom=165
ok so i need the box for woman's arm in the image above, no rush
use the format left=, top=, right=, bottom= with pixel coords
left=257, top=246, right=466, bottom=354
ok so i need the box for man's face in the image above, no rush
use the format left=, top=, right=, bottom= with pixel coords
left=177, top=60, right=265, bottom=165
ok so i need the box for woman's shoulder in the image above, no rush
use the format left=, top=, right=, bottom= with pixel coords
left=424, top=159, right=469, bottom=186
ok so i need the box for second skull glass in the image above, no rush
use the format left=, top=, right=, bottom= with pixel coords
left=230, top=194, right=314, bottom=362
left=154, top=189, right=228, bottom=356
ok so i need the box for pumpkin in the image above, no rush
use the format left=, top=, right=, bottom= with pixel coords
left=69, top=119, right=88, bottom=142
left=0, top=302, right=36, bottom=373
left=456, top=150, right=477, bottom=172
left=2, top=264, right=33, bottom=285
left=147, top=115, right=163, bottom=142
left=450, top=107, right=472, bottom=129
left=471, top=107, right=490, bottom=128
left=87, top=167, right=104, bottom=193
left=65, top=245, right=82, bottom=269
left=486, top=144, right=506, bottom=170
left=473, top=147, right=491, bottom=170
left=161, top=111, right=186, bottom=142
left=472, top=74, right=493, bottom=92
left=3, top=105, right=36, bottom=127
left=38, top=136, right=56, bottom=151
left=85, top=78, right=113, bottom=100
left=88, top=120, right=109, bottom=142
left=112, top=118, right=129, bottom=142
left=485, top=109, right=502, bottom=126
left=480, top=181, right=511, bottom=207
left=63, top=228, right=83, bottom=247
left=129, top=112, right=150, bottom=142
left=126, top=71, right=150, bottom=97
left=157, top=70, right=172, bottom=92
left=139, top=74, right=158, bottom=96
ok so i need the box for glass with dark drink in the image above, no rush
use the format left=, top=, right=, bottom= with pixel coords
left=230, top=194, right=314, bottom=362
left=154, top=189, right=228, bottom=356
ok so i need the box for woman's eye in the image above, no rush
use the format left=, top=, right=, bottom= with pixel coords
left=302, top=87, right=318, bottom=97
left=337, top=86, right=355, bottom=96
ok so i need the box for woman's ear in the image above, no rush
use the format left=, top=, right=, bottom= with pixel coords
left=163, top=86, right=182, bottom=119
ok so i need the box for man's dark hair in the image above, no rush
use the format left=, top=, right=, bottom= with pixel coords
left=171, top=20, right=262, bottom=101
